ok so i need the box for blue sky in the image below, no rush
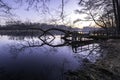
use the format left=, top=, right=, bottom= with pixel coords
left=1, top=0, right=94, bottom=28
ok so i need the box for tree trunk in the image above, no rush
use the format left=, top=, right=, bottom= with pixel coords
left=112, top=0, right=120, bottom=35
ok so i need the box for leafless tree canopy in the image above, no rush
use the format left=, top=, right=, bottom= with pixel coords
left=75, top=0, right=117, bottom=34
left=0, top=0, right=11, bottom=12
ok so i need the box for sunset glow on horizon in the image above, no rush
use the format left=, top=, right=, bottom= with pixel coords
left=0, top=0, right=95, bottom=28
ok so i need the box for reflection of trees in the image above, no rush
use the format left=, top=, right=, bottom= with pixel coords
left=9, top=35, right=66, bottom=59
left=7, top=27, right=104, bottom=61
left=7, top=29, right=105, bottom=80
left=64, top=41, right=120, bottom=80
left=9, top=37, right=100, bottom=60
left=73, top=43, right=102, bottom=63
left=38, top=28, right=68, bottom=47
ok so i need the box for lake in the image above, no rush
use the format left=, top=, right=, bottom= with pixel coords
left=0, top=35, right=101, bottom=80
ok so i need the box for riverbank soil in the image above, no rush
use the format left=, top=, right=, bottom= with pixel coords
left=66, top=39, right=120, bottom=80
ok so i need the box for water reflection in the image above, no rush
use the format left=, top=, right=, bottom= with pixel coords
left=0, top=35, right=102, bottom=80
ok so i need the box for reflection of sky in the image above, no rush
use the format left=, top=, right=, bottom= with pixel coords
left=0, top=35, right=101, bottom=79
left=0, top=35, right=80, bottom=79
left=1, top=0, right=94, bottom=28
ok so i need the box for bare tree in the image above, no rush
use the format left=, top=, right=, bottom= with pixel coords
left=76, top=0, right=116, bottom=35
left=0, top=0, right=11, bottom=13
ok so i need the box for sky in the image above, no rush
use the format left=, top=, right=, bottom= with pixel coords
left=1, top=0, right=95, bottom=28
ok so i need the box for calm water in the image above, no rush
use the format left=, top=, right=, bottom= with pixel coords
left=0, top=35, right=101, bottom=80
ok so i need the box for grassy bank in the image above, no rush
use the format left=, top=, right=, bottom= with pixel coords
left=66, top=39, right=120, bottom=80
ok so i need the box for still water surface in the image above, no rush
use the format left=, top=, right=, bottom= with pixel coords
left=0, top=35, right=101, bottom=80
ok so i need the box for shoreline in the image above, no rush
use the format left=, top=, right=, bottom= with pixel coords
left=66, top=39, right=120, bottom=80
